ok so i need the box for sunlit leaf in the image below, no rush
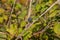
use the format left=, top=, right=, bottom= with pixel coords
left=54, top=22, right=60, bottom=35
left=0, top=8, right=5, bottom=13
left=3, top=15, right=8, bottom=21
left=35, top=4, right=41, bottom=12
left=20, top=21, right=26, bottom=27
left=18, top=28, right=23, bottom=34
left=15, top=3, right=22, bottom=11
left=6, top=24, right=17, bottom=36
left=18, top=10, right=27, bottom=19
left=49, top=5, right=58, bottom=13
left=49, top=10, right=60, bottom=18
left=0, top=17, right=3, bottom=23
left=11, top=14, right=16, bottom=18
left=8, top=0, right=14, bottom=4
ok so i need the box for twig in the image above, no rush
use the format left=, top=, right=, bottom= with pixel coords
left=57, top=0, right=60, bottom=5
left=26, top=0, right=32, bottom=21
left=7, top=0, right=17, bottom=27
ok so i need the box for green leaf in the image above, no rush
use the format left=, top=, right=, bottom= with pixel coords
left=49, top=5, right=58, bottom=13
left=6, top=24, right=17, bottom=36
left=35, top=4, right=41, bottom=12
left=54, top=22, right=60, bottom=35
left=0, top=17, right=3, bottom=23
left=18, top=28, right=23, bottom=34
left=0, top=33, right=7, bottom=40
left=3, top=15, right=8, bottom=21
left=18, top=10, right=27, bottom=19
left=20, top=21, right=26, bottom=27
left=41, top=7, right=48, bottom=13
left=49, top=0, right=53, bottom=4
left=23, top=31, right=32, bottom=40
left=0, top=33, right=7, bottom=38
left=49, top=10, right=60, bottom=18
left=0, top=8, right=5, bottom=13
left=8, top=0, right=14, bottom=4
left=15, top=3, right=22, bottom=10
left=11, top=14, right=16, bottom=18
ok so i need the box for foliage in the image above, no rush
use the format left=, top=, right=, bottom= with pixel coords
left=0, top=0, right=60, bottom=40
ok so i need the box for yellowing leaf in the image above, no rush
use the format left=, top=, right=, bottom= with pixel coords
left=0, top=8, right=5, bottom=13
left=8, top=0, right=14, bottom=4
left=18, top=28, right=23, bottom=34
left=6, top=24, right=17, bottom=36
left=20, top=21, right=26, bottom=27
left=49, top=0, right=53, bottom=4
left=11, top=14, right=16, bottom=18
left=3, top=15, right=8, bottom=21
left=49, top=10, right=58, bottom=18
left=54, top=22, right=60, bottom=35
left=0, top=17, right=3, bottom=23
left=49, top=5, right=58, bottom=13
left=19, top=10, right=27, bottom=19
